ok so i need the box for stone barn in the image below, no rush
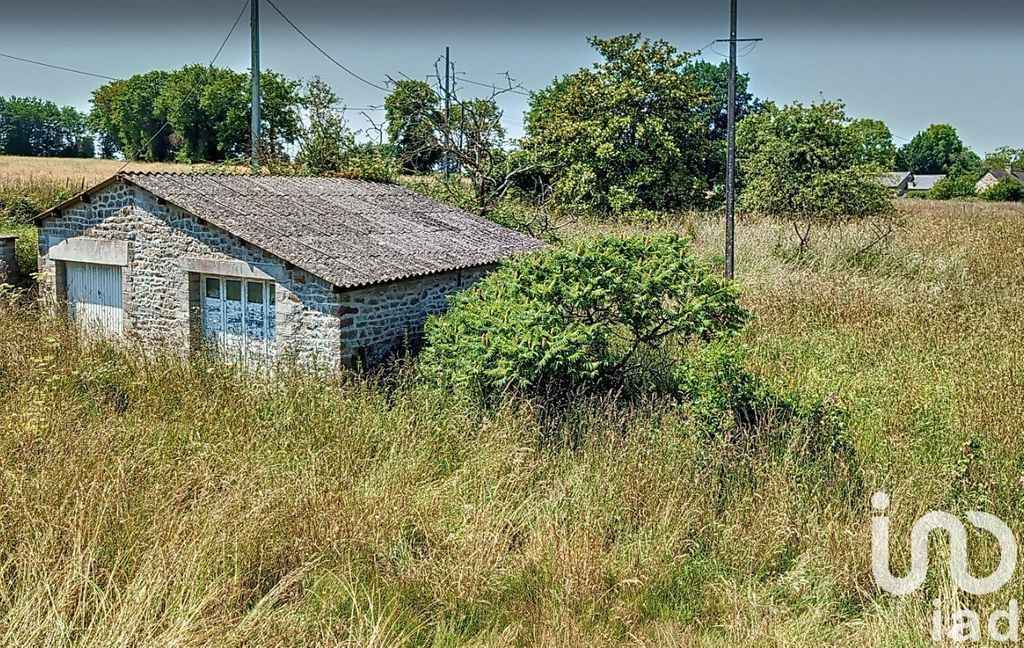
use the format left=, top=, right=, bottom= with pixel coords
left=33, top=173, right=544, bottom=367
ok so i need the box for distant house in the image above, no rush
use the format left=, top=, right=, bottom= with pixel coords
left=975, top=166, right=1024, bottom=193
left=33, top=173, right=544, bottom=368
left=882, top=172, right=912, bottom=194
left=881, top=172, right=945, bottom=196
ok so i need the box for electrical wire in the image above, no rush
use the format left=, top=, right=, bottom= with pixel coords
left=458, top=76, right=530, bottom=97
left=264, top=0, right=390, bottom=93
left=0, top=52, right=117, bottom=80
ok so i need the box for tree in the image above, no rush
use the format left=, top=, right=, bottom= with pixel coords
left=385, top=80, right=442, bottom=174
left=0, top=96, right=94, bottom=157
left=292, top=78, right=396, bottom=182
left=296, top=77, right=354, bottom=174
left=737, top=100, right=893, bottom=247
left=523, top=34, right=717, bottom=216
left=89, top=66, right=303, bottom=162
left=928, top=175, right=977, bottom=200
left=982, top=146, right=1024, bottom=171
left=685, top=60, right=759, bottom=193
left=849, top=118, right=897, bottom=168
left=156, top=65, right=227, bottom=162
left=896, top=124, right=977, bottom=175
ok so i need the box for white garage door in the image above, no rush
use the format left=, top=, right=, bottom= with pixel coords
left=66, top=262, right=123, bottom=337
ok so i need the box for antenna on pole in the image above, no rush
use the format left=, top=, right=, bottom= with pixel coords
left=251, top=0, right=261, bottom=172
left=443, top=46, right=451, bottom=180
left=717, top=0, right=761, bottom=280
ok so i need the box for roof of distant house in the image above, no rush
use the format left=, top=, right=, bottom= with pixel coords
left=36, top=173, right=546, bottom=289
left=983, top=168, right=1024, bottom=184
left=906, top=174, right=945, bottom=191
left=882, top=171, right=912, bottom=188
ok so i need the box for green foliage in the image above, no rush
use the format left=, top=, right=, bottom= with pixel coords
left=896, top=124, right=980, bottom=175
left=0, top=96, right=94, bottom=158
left=979, top=176, right=1024, bottom=202
left=928, top=174, right=978, bottom=200
left=293, top=79, right=397, bottom=183
left=419, top=234, right=746, bottom=402
left=737, top=101, right=894, bottom=219
left=296, top=77, right=356, bottom=175
left=385, top=80, right=442, bottom=173
left=848, top=118, right=897, bottom=168
left=522, top=34, right=723, bottom=216
left=88, top=66, right=303, bottom=163
left=982, top=146, right=1024, bottom=170
left=336, top=143, right=398, bottom=183
left=0, top=222, right=38, bottom=281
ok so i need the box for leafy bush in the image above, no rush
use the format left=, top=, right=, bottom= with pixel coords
left=337, top=144, right=398, bottom=183
left=928, top=174, right=978, bottom=200
left=979, top=176, right=1024, bottom=202
left=419, top=234, right=746, bottom=402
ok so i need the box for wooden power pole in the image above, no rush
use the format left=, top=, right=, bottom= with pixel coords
left=251, top=0, right=261, bottom=172
left=717, top=0, right=760, bottom=279
left=443, top=46, right=451, bottom=180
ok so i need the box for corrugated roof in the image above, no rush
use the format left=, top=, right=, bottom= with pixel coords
left=986, top=169, right=1024, bottom=184
left=881, top=171, right=911, bottom=188
left=906, top=174, right=945, bottom=191
left=43, top=173, right=546, bottom=289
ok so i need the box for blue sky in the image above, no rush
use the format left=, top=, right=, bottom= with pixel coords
left=1, top=0, right=1022, bottom=154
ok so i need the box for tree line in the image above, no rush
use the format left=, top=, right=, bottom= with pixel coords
left=2, top=33, right=1021, bottom=218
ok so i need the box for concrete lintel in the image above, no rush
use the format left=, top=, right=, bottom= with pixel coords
left=49, top=238, right=130, bottom=266
left=179, top=257, right=280, bottom=282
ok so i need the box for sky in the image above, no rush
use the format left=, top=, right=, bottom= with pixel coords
left=1, top=0, right=1022, bottom=155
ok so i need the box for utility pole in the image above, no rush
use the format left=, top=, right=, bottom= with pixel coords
left=443, top=46, right=451, bottom=180
left=717, top=0, right=760, bottom=280
left=250, top=0, right=261, bottom=172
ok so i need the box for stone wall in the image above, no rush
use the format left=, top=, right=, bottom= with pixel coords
left=975, top=173, right=999, bottom=194
left=38, top=181, right=344, bottom=367
left=338, top=266, right=491, bottom=367
left=0, top=236, right=16, bottom=284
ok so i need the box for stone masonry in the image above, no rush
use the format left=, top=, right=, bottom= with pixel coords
left=0, top=235, right=16, bottom=284
left=338, top=266, right=491, bottom=367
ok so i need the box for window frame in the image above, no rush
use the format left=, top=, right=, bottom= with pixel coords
left=199, top=274, right=276, bottom=359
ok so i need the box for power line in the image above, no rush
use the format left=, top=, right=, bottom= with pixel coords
left=694, top=39, right=720, bottom=56
left=119, top=0, right=250, bottom=173
left=458, top=76, right=530, bottom=97
left=263, top=0, right=390, bottom=93
left=0, top=52, right=117, bottom=81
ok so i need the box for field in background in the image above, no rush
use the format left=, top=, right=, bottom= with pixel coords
left=0, top=155, right=239, bottom=188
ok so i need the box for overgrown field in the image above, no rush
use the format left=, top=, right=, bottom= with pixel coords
left=1, top=194, right=1023, bottom=645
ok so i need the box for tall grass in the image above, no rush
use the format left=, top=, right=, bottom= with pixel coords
left=0, top=198, right=1022, bottom=645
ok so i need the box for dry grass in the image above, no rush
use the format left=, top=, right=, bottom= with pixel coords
left=0, top=155, right=240, bottom=188
left=1, top=199, right=1023, bottom=645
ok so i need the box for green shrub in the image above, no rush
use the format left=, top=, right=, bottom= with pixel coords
left=979, top=176, right=1024, bottom=202
left=337, top=144, right=398, bottom=184
left=419, top=234, right=746, bottom=403
left=928, top=174, right=977, bottom=200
